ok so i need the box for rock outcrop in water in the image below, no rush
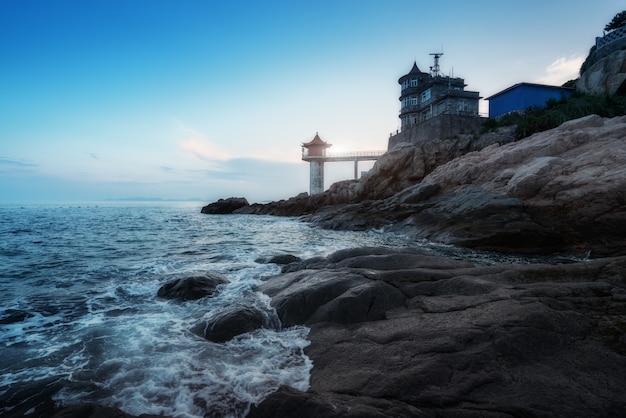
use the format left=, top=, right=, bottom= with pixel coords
left=156, top=273, right=229, bottom=301
left=249, top=247, right=626, bottom=417
left=191, top=306, right=279, bottom=343
left=201, top=197, right=250, bottom=214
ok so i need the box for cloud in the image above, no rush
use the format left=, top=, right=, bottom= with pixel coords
left=0, top=157, right=38, bottom=168
left=535, top=55, right=584, bottom=85
left=174, top=120, right=230, bottom=162
left=0, top=157, right=39, bottom=174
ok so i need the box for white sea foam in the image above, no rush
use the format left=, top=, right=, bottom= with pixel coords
left=0, top=204, right=417, bottom=417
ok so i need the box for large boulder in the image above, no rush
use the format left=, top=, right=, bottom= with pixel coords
left=577, top=49, right=626, bottom=96
left=422, top=114, right=626, bottom=256
left=255, top=254, right=302, bottom=265
left=251, top=248, right=626, bottom=417
left=156, top=273, right=229, bottom=301
left=201, top=197, right=249, bottom=214
left=258, top=247, right=472, bottom=327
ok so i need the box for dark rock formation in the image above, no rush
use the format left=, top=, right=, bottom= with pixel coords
left=201, top=197, right=249, bottom=214
left=209, top=115, right=625, bottom=257
left=251, top=248, right=626, bottom=418
left=419, top=115, right=626, bottom=256
left=248, top=385, right=423, bottom=418
left=52, top=403, right=163, bottom=418
left=191, top=306, right=277, bottom=343
left=156, top=273, right=228, bottom=301
left=260, top=248, right=471, bottom=327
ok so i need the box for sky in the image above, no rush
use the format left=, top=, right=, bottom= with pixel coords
left=1, top=0, right=623, bottom=204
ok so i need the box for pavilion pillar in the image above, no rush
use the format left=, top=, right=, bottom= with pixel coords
left=310, top=160, right=325, bottom=195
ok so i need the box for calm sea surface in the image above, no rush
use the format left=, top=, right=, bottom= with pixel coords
left=0, top=202, right=570, bottom=417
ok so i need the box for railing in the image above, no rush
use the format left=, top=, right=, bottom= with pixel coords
left=302, top=150, right=386, bottom=159
left=596, top=26, right=626, bottom=50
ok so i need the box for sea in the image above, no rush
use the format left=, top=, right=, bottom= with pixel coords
left=0, top=202, right=570, bottom=418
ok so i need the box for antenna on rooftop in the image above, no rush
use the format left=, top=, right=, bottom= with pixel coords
left=430, top=52, right=443, bottom=77
left=429, top=52, right=443, bottom=77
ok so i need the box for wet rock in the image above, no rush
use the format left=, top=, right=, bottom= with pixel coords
left=200, top=197, right=249, bottom=214
left=254, top=248, right=626, bottom=417
left=156, top=273, right=228, bottom=301
left=191, top=307, right=278, bottom=343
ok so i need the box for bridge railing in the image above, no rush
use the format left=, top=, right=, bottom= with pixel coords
left=302, top=149, right=386, bottom=159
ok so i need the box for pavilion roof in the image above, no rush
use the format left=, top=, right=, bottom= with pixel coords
left=302, top=132, right=332, bottom=147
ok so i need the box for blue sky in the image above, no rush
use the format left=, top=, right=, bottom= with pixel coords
left=1, top=1, right=623, bottom=203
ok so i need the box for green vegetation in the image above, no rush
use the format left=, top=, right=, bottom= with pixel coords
left=579, top=45, right=598, bottom=76
left=481, top=93, right=626, bottom=140
left=605, top=10, right=626, bottom=32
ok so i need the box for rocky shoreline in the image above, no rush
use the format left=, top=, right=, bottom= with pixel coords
left=52, top=248, right=626, bottom=418
left=54, top=115, right=626, bottom=417
left=208, top=115, right=626, bottom=258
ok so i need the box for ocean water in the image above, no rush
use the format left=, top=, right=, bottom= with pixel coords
left=1, top=202, right=578, bottom=417
left=0, top=202, right=423, bottom=418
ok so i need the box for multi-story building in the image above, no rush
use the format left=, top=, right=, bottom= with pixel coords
left=389, top=54, right=483, bottom=149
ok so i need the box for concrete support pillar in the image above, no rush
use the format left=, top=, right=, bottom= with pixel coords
left=310, top=160, right=325, bottom=195
left=354, top=160, right=358, bottom=179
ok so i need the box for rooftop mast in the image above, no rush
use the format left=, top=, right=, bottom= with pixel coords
left=429, top=52, right=443, bottom=77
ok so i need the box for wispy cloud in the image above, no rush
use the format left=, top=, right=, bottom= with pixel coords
left=174, top=120, right=231, bottom=162
left=0, top=157, right=39, bottom=175
left=0, top=157, right=38, bottom=168
left=535, top=55, right=584, bottom=85
left=86, top=152, right=99, bottom=159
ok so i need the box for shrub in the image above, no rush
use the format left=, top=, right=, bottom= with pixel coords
left=481, top=93, right=626, bottom=140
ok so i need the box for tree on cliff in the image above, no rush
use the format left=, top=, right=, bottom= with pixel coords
left=605, top=10, right=626, bottom=32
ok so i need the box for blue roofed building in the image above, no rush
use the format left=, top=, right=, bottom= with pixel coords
left=486, top=83, right=574, bottom=118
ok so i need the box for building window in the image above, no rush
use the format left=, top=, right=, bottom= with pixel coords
left=422, top=89, right=431, bottom=102
left=410, top=96, right=418, bottom=106
left=410, top=78, right=418, bottom=87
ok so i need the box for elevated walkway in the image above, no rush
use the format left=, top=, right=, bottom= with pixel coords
left=302, top=150, right=386, bottom=179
